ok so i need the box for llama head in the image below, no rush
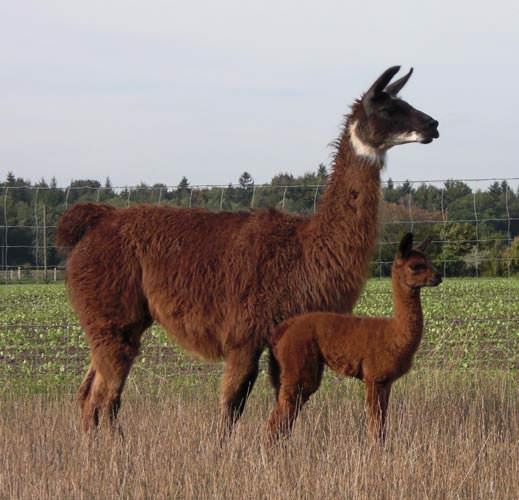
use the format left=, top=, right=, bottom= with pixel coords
left=349, top=66, right=439, bottom=163
left=393, top=233, right=442, bottom=289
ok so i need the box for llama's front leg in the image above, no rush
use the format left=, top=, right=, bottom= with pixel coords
left=365, top=380, right=392, bottom=443
left=219, top=345, right=261, bottom=439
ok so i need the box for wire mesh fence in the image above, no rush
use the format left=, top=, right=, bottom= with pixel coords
left=1, top=178, right=519, bottom=384
left=2, top=177, right=519, bottom=279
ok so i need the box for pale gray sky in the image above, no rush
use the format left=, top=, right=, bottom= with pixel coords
left=2, top=1, right=519, bottom=187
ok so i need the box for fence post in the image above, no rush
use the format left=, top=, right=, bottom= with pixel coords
left=18, top=266, right=21, bottom=281
left=34, top=187, right=40, bottom=274
left=3, top=186, right=8, bottom=283
left=43, top=204, right=47, bottom=281
left=53, top=267, right=57, bottom=282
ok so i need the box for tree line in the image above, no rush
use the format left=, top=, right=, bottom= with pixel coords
left=1, top=167, right=519, bottom=277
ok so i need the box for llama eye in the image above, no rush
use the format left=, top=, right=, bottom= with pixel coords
left=381, top=107, right=398, bottom=116
left=410, top=264, right=426, bottom=272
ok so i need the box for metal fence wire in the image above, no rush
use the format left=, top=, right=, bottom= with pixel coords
left=1, top=178, right=519, bottom=378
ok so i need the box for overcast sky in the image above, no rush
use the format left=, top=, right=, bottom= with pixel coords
left=2, top=1, right=519, bottom=188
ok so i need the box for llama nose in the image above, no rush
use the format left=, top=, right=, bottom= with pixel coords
left=427, top=118, right=439, bottom=138
left=427, top=118, right=439, bottom=129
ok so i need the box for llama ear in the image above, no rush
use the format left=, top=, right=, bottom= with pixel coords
left=398, top=232, right=414, bottom=258
left=417, top=235, right=433, bottom=252
left=363, top=66, right=401, bottom=112
left=385, top=67, right=413, bottom=96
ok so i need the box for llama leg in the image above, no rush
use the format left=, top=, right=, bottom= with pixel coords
left=267, top=358, right=322, bottom=443
left=268, top=348, right=281, bottom=400
left=81, top=324, right=145, bottom=432
left=219, top=346, right=261, bottom=437
left=365, top=380, right=392, bottom=443
left=77, top=364, right=96, bottom=415
left=81, top=345, right=135, bottom=433
left=267, top=386, right=307, bottom=442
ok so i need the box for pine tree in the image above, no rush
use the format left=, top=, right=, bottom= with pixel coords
left=6, top=171, right=16, bottom=185
left=239, top=172, right=254, bottom=188
left=317, top=163, right=328, bottom=181
left=178, top=176, right=189, bottom=190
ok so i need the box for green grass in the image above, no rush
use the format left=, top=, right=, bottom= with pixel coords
left=2, top=282, right=517, bottom=499
left=1, top=279, right=518, bottom=394
left=356, top=277, right=519, bottom=369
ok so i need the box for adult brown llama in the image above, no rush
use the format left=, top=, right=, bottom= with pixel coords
left=267, top=233, right=442, bottom=443
left=56, top=66, right=439, bottom=434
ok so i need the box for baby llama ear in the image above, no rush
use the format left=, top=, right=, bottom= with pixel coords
left=417, top=235, right=434, bottom=252
left=398, top=232, right=414, bottom=258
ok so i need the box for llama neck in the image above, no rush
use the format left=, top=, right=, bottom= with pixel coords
left=391, top=279, right=424, bottom=352
left=317, top=120, right=383, bottom=224
left=304, top=120, right=382, bottom=309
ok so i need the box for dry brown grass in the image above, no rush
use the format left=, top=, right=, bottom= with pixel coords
left=1, top=370, right=518, bottom=499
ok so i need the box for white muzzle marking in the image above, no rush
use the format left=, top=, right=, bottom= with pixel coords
left=391, top=131, right=424, bottom=145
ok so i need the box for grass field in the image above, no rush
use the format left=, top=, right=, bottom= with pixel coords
left=1, top=280, right=518, bottom=499
left=0, top=372, right=518, bottom=499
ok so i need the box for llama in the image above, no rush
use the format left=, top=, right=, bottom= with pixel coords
left=56, top=66, right=439, bottom=435
left=267, top=233, right=442, bottom=443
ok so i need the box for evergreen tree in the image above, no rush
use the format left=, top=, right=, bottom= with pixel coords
left=238, top=172, right=254, bottom=188
left=317, top=163, right=328, bottom=181
left=488, top=181, right=502, bottom=197
left=6, top=171, right=16, bottom=185
left=401, top=180, right=412, bottom=196
left=178, top=176, right=189, bottom=190
left=175, top=176, right=190, bottom=207
left=0, top=170, right=517, bottom=277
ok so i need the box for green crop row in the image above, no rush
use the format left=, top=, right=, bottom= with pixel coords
left=1, top=279, right=518, bottom=393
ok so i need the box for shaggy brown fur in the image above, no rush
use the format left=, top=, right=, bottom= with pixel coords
left=56, top=67, right=439, bottom=434
left=267, top=233, right=442, bottom=443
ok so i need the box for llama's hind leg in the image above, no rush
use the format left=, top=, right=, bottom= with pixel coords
left=268, top=348, right=281, bottom=400
left=81, top=323, right=146, bottom=433
left=266, top=381, right=319, bottom=443
left=365, top=380, right=392, bottom=444
left=267, top=386, right=305, bottom=442
left=267, top=360, right=323, bottom=443
left=219, top=345, right=261, bottom=438
left=77, top=364, right=96, bottom=417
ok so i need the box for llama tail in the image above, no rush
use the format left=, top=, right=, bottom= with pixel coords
left=56, top=203, right=115, bottom=253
